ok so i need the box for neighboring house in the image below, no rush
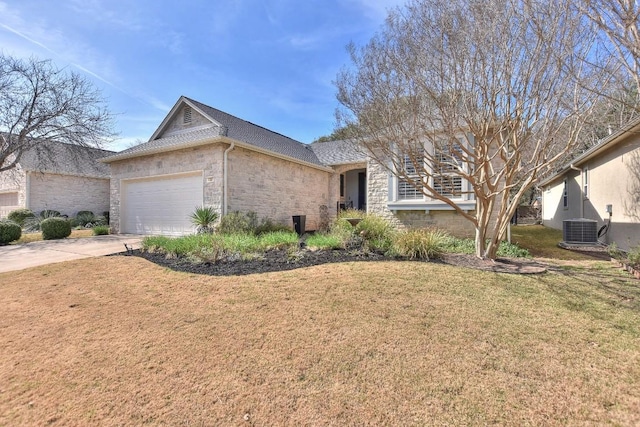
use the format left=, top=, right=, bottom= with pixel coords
left=0, top=141, right=113, bottom=219
left=102, top=97, right=335, bottom=236
left=540, top=117, right=640, bottom=251
left=102, top=96, right=483, bottom=237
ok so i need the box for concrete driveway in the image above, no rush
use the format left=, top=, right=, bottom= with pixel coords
left=0, top=234, right=144, bottom=273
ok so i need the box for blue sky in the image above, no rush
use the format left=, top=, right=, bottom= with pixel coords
left=0, top=0, right=404, bottom=151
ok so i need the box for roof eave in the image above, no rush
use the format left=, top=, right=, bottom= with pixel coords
left=101, top=136, right=224, bottom=163
left=221, top=137, right=334, bottom=173
left=539, top=117, right=640, bottom=187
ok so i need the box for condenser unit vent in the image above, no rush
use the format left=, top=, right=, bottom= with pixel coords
left=562, top=219, right=598, bottom=244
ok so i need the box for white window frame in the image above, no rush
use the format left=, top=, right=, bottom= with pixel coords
left=388, top=135, right=474, bottom=211
left=397, top=151, right=424, bottom=201
left=432, top=139, right=465, bottom=200
left=582, top=166, right=588, bottom=199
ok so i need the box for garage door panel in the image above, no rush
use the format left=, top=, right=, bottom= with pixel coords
left=122, top=173, right=203, bottom=236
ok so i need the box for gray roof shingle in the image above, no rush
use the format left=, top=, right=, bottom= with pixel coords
left=104, top=97, right=326, bottom=167
left=19, top=141, right=113, bottom=178
left=186, top=98, right=324, bottom=166
left=309, top=139, right=366, bottom=166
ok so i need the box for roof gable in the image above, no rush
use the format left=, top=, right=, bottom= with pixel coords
left=106, top=96, right=326, bottom=168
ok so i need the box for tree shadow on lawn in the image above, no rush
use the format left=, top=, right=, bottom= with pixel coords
left=538, top=261, right=640, bottom=316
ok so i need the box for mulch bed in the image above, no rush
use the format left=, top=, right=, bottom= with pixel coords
left=118, top=248, right=548, bottom=276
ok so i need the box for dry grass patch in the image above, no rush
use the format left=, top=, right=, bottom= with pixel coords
left=1, top=257, right=639, bottom=425
left=15, top=229, right=94, bottom=244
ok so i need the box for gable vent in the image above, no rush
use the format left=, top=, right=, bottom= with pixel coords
left=183, top=106, right=192, bottom=124
left=562, top=219, right=597, bottom=243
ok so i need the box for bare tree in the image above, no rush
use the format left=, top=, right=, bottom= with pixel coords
left=579, top=0, right=640, bottom=94
left=336, top=0, right=609, bottom=259
left=0, top=54, right=114, bottom=173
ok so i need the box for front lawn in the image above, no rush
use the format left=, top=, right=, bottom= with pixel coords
left=15, top=228, right=94, bottom=244
left=1, top=256, right=638, bottom=425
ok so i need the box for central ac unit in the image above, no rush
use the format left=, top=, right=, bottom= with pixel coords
left=562, top=219, right=598, bottom=244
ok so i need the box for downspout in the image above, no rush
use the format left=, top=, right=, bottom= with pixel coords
left=223, top=142, right=235, bottom=216
left=569, top=164, right=583, bottom=218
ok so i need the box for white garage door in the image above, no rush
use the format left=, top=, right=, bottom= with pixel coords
left=122, top=173, right=203, bottom=236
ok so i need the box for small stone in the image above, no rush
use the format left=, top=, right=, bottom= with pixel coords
left=243, top=413, right=250, bottom=421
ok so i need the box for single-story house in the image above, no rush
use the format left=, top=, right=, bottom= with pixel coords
left=103, top=96, right=480, bottom=237
left=540, top=116, right=640, bottom=252
left=0, top=141, right=113, bottom=219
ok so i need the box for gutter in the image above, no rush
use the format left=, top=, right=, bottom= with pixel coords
left=223, top=142, right=235, bottom=216
left=569, top=163, right=584, bottom=218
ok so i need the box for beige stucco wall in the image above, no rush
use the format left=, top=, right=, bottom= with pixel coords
left=28, top=172, right=110, bottom=217
left=108, top=144, right=225, bottom=233
left=542, top=134, right=640, bottom=251
left=227, top=146, right=331, bottom=231
left=0, top=166, right=26, bottom=218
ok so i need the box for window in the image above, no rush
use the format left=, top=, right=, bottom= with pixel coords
left=433, top=141, right=463, bottom=197
left=582, top=166, right=588, bottom=199
left=563, top=179, right=568, bottom=208
left=0, top=192, right=18, bottom=206
left=398, top=151, right=423, bottom=200
left=340, top=174, right=345, bottom=197
left=183, top=106, right=192, bottom=124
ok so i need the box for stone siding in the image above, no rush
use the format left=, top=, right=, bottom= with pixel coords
left=163, top=106, right=212, bottom=135
left=28, top=172, right=110, bottom=217
left=227, top=146, right=331, bottom=231
left=108, top=144, right=225, bottom=233
left=0, top=167, right=26, bottom=218
left=366, top=158, right=480, bottom=238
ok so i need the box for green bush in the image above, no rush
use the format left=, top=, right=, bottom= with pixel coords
left=393, top=228, right=448, bottom=260
left=190, top=206, right=219, bottom=234
left=41, top=217, right=71, bottom=240
left=7, top=208, right=35, bottom=227
left=218, top=211, right=259, bottom=235
left=92, top=225, right=110, bottom=236
left=24, top=210, right=63, bottom=232
left=0, top=220, right=22, bottom=244
left=255, top=218, right=293, bottom=235
left=627, top=245, right=640, bottom=268
left=40, top=209, right=61, bottom=218
left=76, top=211, right=96, bottom=227
left=306, top=232, right=344, bottom=250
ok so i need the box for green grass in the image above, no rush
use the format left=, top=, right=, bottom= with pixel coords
left=510, top=225, right=599, bottom=260
left=305, top=233, right=344, bottom=249
left=142, top=231, right=300, bottom=258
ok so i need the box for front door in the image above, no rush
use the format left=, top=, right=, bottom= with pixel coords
left=358, top=172, right=366, bottom=210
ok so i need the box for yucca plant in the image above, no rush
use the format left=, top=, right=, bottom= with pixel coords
left=190, top=206, right=219, bottom=234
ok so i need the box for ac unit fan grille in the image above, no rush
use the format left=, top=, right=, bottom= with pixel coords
left=562, top=219, right=598, bottom=243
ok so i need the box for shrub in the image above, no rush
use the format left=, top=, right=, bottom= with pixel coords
left=627, top=245, right=640, bottom=268
left=190, top=206, right=219, bottom=234
left=355, top=213, right=395, bottom=252
left=76, top=211, right=96, bottom=227
left=393, top=228, right=448, bottom=260
left=306, top=232, right=344, bottom=250
left=258, top=231, right=299, bottom=249
left=255, top=218, right=293, bottom=235
left=24, top=210, right=62, bottom=232
left=41, top=217, right=71, bottom=240
left=0, top=220, right=21, bottom=244
left=218, top=211, right=259, bottom=235
left=7, top=208, right=35, bottom=227
left=40, top=209, right=61, bottom=218
left=92, top=225, right=110, bottom=236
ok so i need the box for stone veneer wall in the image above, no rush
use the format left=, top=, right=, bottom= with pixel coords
left=28, top=172, right=110, bottom=217
left=0, top=167, right=26, bottom=218
left=366, top=157, right=477, bottom=237
left=227, top=146, right=331, bottom=231
left=108, top=144, right=225, bottom=233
